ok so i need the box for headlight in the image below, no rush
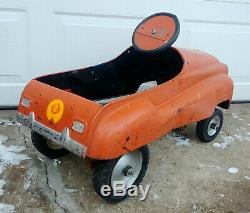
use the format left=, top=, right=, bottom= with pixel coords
left=21, top=98, right=31, bottom=108
left=72, top=120, right=85, bottom=134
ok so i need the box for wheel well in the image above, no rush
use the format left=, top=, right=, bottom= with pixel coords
left=218, top=100, right=231, bottom=109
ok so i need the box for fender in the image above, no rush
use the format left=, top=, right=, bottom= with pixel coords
left=86, top=99, right=164, bottom=160
left=86, top=72, right=233, bottom=160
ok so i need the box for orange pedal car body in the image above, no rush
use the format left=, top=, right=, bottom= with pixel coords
left=17, top=13, right=233, bottom=203
left=17, top=47, right=233, bottom=160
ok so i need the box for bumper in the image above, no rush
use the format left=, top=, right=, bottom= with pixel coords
left=17, top=112, right=87, bottom=158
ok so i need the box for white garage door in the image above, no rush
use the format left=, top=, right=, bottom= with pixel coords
left=0, top=0, right=249, bottom=106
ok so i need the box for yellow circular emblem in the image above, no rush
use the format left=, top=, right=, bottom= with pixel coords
left=46, top=99, right=64, bottom=124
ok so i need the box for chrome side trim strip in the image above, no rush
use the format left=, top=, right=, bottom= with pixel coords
left=17, top=112, right=87, bottom=158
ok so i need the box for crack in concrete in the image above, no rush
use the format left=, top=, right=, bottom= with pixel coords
left=44, top=159, right=84, bottom=213
left=15, top=124, right=66, bottom=212
left=17, top=126, right=34, bottom=150
left=15, top=121, right=84, bottom=212
left=43, top=160, right=67, bottom=213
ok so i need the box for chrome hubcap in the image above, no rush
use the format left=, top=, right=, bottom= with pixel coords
left=111, top=150, right=142, bottom=190
left=123, top=166, right=134, bottom=176
left=207, top=116, right=221, bottom=136
left=46, top=139, right=62, bottom=150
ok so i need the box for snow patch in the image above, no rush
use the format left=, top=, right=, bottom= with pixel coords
left=23, top=180, right=31, bottom=190
left=167, top=132, right=191, bottom=147
left=227, top=167, right=239, bottom=174
left=0, top=119, right=21, bottom=127
left=244, top=176, right=250, bottom=180
left=193, top=203, right=197, bottom=210
left=64, top=188, right=78, bottom=193
left=38, top=157, right=45, bottom=163
left=0, top=134, right=30, bottom=195
left=234, top=134, right=243, bottom=140
left=234, top=133, right=250, bottom=142
left=223, top=136, right=234, bottom=144
left=213, top=143, right=222, bottom=148
left=207, top=165, right=222, bottom=170
left=0, top=180, right=6, bottom=195
left=0, top=203, right=15, bottom=213
left=153, top=194, right=159, bottom=201
left=53, top=159, right=61, bottom=167
left=213, top=136, right=234, bottom=149
left=23, top=169, right=33, bottom=190
left=0, top=135, right=30, bottom=167
left=232, top=113, right=239, bottom=119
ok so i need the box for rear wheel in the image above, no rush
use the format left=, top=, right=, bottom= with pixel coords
left=31, top=131, right=69, bottom=159
left=92, top=145, right=149, bottom=203
left=196, top=109, right=223, bottom=142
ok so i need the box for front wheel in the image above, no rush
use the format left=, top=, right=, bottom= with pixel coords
left=31, top=131, right=69, bottom=159
left=92, top=145, right=149, bottom=203
left=196, top=109, right=223, bottom=143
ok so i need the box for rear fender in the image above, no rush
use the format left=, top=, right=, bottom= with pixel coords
left=86, top=100, right=163, bottom=160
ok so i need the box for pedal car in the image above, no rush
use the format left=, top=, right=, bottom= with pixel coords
left=17, top=13, right=233, bottom=203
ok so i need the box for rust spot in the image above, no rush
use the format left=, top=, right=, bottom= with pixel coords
left=126, top=136, right=130, bottom=142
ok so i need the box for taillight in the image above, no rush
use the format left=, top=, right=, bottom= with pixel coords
left=21, top=98, right=31, bottom=108
left=72, top=120, right=85, bottom=134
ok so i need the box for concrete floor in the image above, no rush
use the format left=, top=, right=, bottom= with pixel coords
left=0, top=104, right=249, bottom=213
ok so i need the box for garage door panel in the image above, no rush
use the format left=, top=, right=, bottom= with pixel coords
left=182, top=26, right=250, bottom=100
left=0, top=84, right=25, bottom=106
left=53, top=0, right=145, bottom=17
left=0, top=0, right=249, bottom=106
left=182, top=0, right=250, bottom=23
left=183, top=21, right=250, bottom=75
left=52, top=0, right=174, bottom=17
left=233, top=84, right=250, bottom=101
left=0, top=8, right=28, bottom=83
left=53, top=12, right=139, bottom=70
left=179, top=0, right=250, bottom=101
